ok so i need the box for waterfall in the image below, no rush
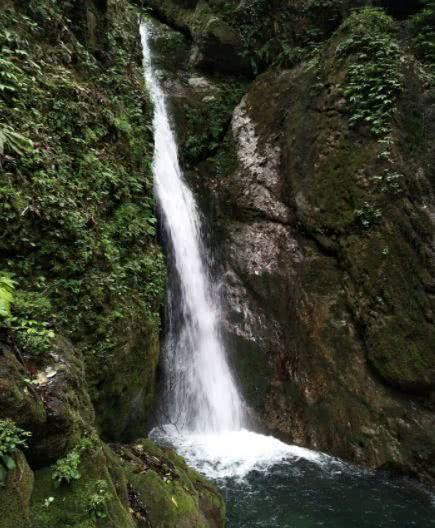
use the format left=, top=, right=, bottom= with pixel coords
left=141, top=20, right=331, bottom=482
left=140, top=22, right=243, bottom=434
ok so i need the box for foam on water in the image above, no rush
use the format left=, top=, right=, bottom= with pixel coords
left=151, top=426, right=331, bottom=480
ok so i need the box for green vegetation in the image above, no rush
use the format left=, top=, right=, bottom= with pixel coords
left=52, top=437, right=93, bottom=487
left=330, top=8, right=406, bottom=229
left=0, top=419, right=31, bottom=485
left=0, top=273, right=15, bottom=318
left=0, top=274, right=55, bottom=355
left=411, top=0, right=435, bottom=65
left=52, top=450, right=81, bottom=487
left=87, top=480, right=112, bottom=520
left=354, top=201, right=383, bottom=229
left=182, top=82, right=246, bottom=166
left=0, top=2, right=165, bottom=364
left=337, top=8, right=403, bottom=137
left=0, top=125, right=33, bottom=157
left=221, top=0, right=342, bottom=73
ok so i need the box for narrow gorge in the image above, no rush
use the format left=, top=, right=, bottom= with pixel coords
left=0, top=1, right=435, bottom=527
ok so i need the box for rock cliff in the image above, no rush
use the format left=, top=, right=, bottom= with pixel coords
left=149, top=0, right=435, bottom=486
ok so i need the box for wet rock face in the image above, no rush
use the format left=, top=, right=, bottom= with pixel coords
left=151, top=6, right=435, bottom=484
left=142, top=0, right=249, bottom=74
left=210, top=60, right=435, bottom=483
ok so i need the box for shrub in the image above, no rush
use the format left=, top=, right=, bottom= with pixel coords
left=52, top=450, right=81, bottom=487
left=51, top=437, right=94, bottom=487
left=0, top=273, right=15, bottom=318
left=0, top=280, right=55, bottom=356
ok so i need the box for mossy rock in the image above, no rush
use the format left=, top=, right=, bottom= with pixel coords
left=367, top=318, right=435, bottom=391
left=0, top=452, right=34, bottom=528
left=143, top=0, right=249, bottom=74
left=89, top=319, right=160, bottom=441
left=0, top=345, right=46, bottom=430
left=117, top=439, right=225, bottom=528
left=28, top=438, right=225, bottom=528
left=30, top=444, right=134, bottom=528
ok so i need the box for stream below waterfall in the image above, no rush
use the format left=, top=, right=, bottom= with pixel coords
left=152, top=427, right=435, bottom=528
left=221, top=459, right=435, bottom=527
left=141, top=20, right=435, bottom=527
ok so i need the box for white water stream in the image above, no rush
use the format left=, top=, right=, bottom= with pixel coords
left=140, top=21, right=326, bottom=479
left=140, top=22, right=242, bottom=434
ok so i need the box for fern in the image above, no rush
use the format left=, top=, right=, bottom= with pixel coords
left=0, top=125, right=33, bottom=157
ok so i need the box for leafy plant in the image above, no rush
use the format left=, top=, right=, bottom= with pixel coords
left=52, top=450, right=81, bottom=487
left=354, top=201, right=383, bottom=229
left=0, top=419, right=31, bottom=486
left=51, top=437, right=94, bottom=487
left=0, top=273, right=15, bottom=318
left=87, top=480, right=112, bottom=519
left=10, top=318, right=55, bottom=355
left=0, top=125, right=34, bottom=157
left=43, top=496, right=55, bottom=508
left=411, top=0, right=435, bottom=64
left=371, top=169, right=403, bottom=195
left=0, top=285, right=55, bottom=356
left=337, top=8, right=403, bottom=137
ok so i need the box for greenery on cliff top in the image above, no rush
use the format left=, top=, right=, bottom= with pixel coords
left=412, top=0, right=435, bottom=61
left=0, top=1, right=165, bottom=363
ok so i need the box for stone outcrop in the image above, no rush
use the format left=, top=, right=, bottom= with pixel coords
left=154, top=4, right=435, bottom=486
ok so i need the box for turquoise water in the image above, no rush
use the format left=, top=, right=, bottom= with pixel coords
left=220, top=460, right=435, bottom=528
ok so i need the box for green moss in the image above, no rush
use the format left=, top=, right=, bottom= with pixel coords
left=118, top=439, right=225, bottom=528
left=0, top=452, right=34, bottom=528
left=89, top=318, right=160, bottom=439
left=342, top=215, right=435, bottom=390
left=367, top=318, right=435, bottom=391
left=310, top=137, right=379, bottom=232
left=180, top=81, right=246, bottom=166
left=0, top=347, right=47, bottom=428
left=31, top=445, right=134, bottom=528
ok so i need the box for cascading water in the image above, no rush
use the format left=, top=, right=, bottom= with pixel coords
left=140, top=19, right=325, bottom=478
left=140, top=22, right=435, bottom=527
left=140, top=22, right=243, bottom=434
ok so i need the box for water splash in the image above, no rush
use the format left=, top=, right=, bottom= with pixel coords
left=151, top=425, right=334, bottom=481
left=140, top=22, right=243, bottom=433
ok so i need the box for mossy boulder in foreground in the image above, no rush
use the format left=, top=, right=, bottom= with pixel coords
left=0, top=439, right=223, bottom=528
